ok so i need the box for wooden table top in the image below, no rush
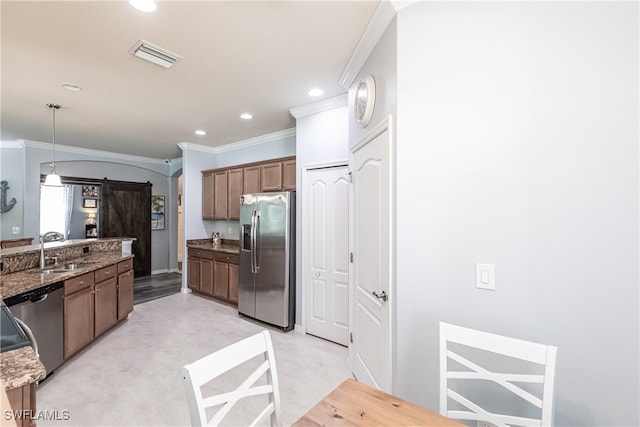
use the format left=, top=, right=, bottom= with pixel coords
left=293, top=378, right=463, bottom=426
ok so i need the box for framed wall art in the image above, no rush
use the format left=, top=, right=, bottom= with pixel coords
left=151, top=195, right=165, bottom=230
left=82, top=185, right=99, bottom=197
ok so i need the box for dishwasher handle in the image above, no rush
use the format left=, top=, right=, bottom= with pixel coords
left=15, top=318, right=39, bottom=357
left=30, top=294, right=47, bottom=304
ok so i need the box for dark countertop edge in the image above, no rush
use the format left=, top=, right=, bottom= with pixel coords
left=186, top=243, right=239, bottom=255
left=0, top=253, right=135, bottom=300
left=1, top=346, right=46, bottom=390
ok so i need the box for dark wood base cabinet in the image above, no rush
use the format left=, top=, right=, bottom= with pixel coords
left=187, top=248, right=214, bottom=294
left=5, top=382, right=37, bottom=427
left=188, top=248, right=238, bottom=306
left=117, top=260, right=134, bottom=321
left=64, top=259, right=134, bottom=360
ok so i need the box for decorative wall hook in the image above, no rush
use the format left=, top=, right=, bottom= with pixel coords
left=0, top=180, right=17, bottom=213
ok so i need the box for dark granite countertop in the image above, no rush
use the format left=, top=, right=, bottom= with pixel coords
left=187, top=239, right=239, bottom=255
left=0, top=252, right=134, bottom=300
left=1, top=346, right=46, bottom=390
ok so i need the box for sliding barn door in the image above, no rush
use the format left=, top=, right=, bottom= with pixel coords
left=100, top=179, right=151, bottom=277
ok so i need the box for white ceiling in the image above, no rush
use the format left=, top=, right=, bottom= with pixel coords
left=1, top=0, right=378, bottom=160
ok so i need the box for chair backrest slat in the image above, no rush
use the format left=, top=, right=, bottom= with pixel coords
left=180, top=330, right=282, bottom=427
left=440, top=322, right=558, bottom=427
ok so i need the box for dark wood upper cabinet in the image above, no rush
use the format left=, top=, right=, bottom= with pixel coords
left=202, top=156, right=295, bottom=220
left=243, top=166, right=261, bottom=194
left=213, top=171, right=228, bottom=220
left=202, top=172, right=214, bottom=220
left=260, top=161, right=283, bottom=192
left=228, top=168, right=243, bottom=220
left=283, top=159, right=296, bottom=191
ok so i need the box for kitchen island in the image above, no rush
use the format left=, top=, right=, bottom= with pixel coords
left=0, top=238, right=134, bottom=426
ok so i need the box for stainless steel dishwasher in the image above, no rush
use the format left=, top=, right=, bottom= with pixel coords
left=5, top=281, right=64, bottom=376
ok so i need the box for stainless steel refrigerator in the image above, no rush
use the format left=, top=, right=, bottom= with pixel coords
left=238, top=191, right=295, bottom=331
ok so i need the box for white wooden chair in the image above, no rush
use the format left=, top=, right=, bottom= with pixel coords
left=180, top=330, right=282, bottom=427
left=439, top=322, right=558, bottom=427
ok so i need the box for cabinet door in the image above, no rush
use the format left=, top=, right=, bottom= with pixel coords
left=64, top=287, right=94, bottom=359
left=213, top=260, right=229, bottom=299
left=282, top=159, right=296, bottom=190
left=228, top=263, right=239, bottom=304
left=200, top=258, right=214, bottom=296
left=6, top=383, right=36, bottom=427
left=213, top=171, right=228, bottom=219
left=117, top=269, right=134, bottom=321
left=228, top=168, right=243, bottom=220
left=187, top=257, right=200, bottom=291
left=243, top=166, right=261, bottom=194
left=202, top=172, right=214, bottom=219
left=94, top=277, right=118, bottom=337
left=261, top=162, right=283, bottom=192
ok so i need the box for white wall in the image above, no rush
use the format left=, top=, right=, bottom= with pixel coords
left=295, top=103, right=349, bottom=325
left=394, top=2, right=638, bottom=426
left=0, top=143, right=25, bottom=240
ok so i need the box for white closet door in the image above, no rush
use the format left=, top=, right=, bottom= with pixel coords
left=304, top=165, right=349, bottom=346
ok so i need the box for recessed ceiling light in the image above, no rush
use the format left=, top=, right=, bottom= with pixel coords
left=240, top=113, right=253, bottom=120
left=194, top=130, right=206, bottom=136
left=128, top=0, right=156, bottom=12
left=62, top=83, right=82, bottom=92
left=308, top=88, right=324, bottom=97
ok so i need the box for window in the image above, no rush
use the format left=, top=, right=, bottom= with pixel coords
left=40, top=185, right=73, bottom=238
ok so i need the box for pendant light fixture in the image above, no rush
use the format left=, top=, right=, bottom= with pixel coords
left=43, top=103, right=62, bottom=187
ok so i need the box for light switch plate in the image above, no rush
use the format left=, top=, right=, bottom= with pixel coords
left=476, top=263, right=495, bottom=290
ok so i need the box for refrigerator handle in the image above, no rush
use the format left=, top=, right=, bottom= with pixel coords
left=250, top=210, right=256, bottom=273
left=254, top=211, right=260, bottom=273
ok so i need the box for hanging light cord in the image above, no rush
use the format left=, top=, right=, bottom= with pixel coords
left=47, top=103, right=60, bottom=169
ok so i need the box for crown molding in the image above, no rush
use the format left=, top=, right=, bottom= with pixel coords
left=177, top=142, right=217, bottom=155
left=338, top=1, right=397, bottom=89
left=0, top=141, right=25, bottom=149
left=289, top=94, right=348, bottom=119
left=178, top=128, right=296, bottom=155
left=22, top=139, right=168, bottom=165
left=214, top=128, right=295, bottom=154
left=338, top=1, right=419, bottom=89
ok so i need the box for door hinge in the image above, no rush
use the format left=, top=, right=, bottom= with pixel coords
left=348, top=171, right=353, bottom=183
left=350, top=332, right=353, bottom=343
left=350, top=252, right=353, bottom=263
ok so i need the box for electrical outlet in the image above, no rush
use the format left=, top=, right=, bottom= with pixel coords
left=477, top=421, right=496, bottom=427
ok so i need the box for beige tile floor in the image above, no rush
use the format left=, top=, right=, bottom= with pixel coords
left=37, top=292, right=352, bottom=426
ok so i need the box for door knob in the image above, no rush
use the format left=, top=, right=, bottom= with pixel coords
left=372, top=290, right=387, bottom=302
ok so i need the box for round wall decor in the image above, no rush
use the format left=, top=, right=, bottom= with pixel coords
left=354, top=74, right=376, bottom=127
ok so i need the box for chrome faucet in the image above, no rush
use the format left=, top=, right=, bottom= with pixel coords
left=40, top=231, right=65, bottom=269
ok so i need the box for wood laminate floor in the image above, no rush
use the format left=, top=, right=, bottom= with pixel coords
left=133, top=273, right=182, bottom=305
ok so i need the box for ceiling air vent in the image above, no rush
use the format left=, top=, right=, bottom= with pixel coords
left=129, top=40, right=182, bottom=68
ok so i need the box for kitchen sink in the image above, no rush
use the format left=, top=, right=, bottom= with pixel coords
left=30, top=268, right=59, bottom=274
left=30, top=262, right=96, bottom=274
left=56, top=262, right=95, bottom=270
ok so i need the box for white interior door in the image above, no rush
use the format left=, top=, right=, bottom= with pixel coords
left=304, top=165, right=350, bottom=346
left=349, top=120, right=392, bottom=392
